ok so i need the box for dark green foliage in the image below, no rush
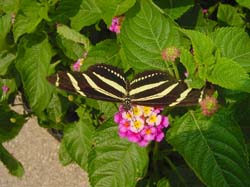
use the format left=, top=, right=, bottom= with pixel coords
left=1, top=0, right=250, bottom=186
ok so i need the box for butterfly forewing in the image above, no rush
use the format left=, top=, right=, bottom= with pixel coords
left=129, top=71, right=203, bottom=107
left=47, top=71, right=86, bottom=97
left=47, top=64, right=128, bottom=102
left=86, top=64, right=127, bottom=98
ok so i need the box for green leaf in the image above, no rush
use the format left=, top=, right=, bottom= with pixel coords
left=97, top=101, right=117, bottom=119
left=120, top=0, right=182, bottom=70
left=95, top=0, right=136, bottom=25
left=157, top=178, right=171, bottom=187
left=208, top=57, right=250, bottom=93
left=70, top=0, right=102, bottom=31
left=13, top=0, right=48, bottom=42
left=63, top=111, right=94, bottom=170
left=236, top=0, right=250, bottom=8
left=167, top=109, right=250, bottom=187
left=0, top=144, right=24, bottom=177
left=57, top=24, right=89, bottom=48
left=180, top=48, right=196, bottom=75
left=56, top=35, right=85, bottom=60
left=158, top=0, right=194, bottom=20
left=84, top=39, right=121, bottom=68
left=180, top=29, right=215, bottom=80
left=51, top=0, right=82, bottom=23
left=179, top=48, right=204, bottom=88
left=0, top=51, right=15, bottom=76
left=46, top=93, right=66, bottom=124
left=210, top=27, right=250, bottom=72
left=59, top=140, right=73, bottom=166
left=88, top=120, right=148, bottom=187
left=195, top=9, right=217, bottom=33
left=0, top=0, right=19, bottom=13
left=180, top=29, right=215, bottom=65
left=217, top=3, right=245, bottom=27
left=0, top=105, right=26, bottom=143
left=0, top=14, right=12, bottom=50
left=16, top=33, right=53, bottom=113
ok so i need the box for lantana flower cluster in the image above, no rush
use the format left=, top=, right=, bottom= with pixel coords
left=72, top=52, right=88, bottom=72
left=200, top=95, right=219, bottom=116
left=2, top=85, right=9, bottom=93
left=114, top=105, right=169, bottom=147
left=161, top=47, right=180, bottom=62
left=109, top=16, right=124, bottom=33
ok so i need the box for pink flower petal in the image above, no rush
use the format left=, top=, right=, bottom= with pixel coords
left=160, top=116, right=169, bottom=128
left=155, top=132, right=164, bottom=142
left=138, top=140, right=150, bottom=147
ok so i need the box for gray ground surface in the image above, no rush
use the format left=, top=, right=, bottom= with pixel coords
left=0, top=116, right=89, bottom=187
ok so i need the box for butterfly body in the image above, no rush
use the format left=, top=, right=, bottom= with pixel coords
left=48, top=63, right=203, bottom=110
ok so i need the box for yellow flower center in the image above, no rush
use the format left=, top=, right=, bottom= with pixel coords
left=134, top=120, right=142, bottom=129
left=143, top=106, right=152, bottom=115
left=149, top=115, right=157, bottom=123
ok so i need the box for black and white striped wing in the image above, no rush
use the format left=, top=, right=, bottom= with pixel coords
left=129, top=71, right=203, bottom=107
left=47, top=64, right=128, bottom=102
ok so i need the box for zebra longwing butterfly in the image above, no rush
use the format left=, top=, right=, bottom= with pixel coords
left=47, top=63, right=203, bottom=110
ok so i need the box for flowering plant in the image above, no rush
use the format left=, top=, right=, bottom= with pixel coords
left=114, top=105, right=169, bottom=146
left=1, top=0, right=250, bottom=186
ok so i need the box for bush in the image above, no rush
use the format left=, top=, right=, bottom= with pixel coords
left=1, top=0, right=250, bottom=186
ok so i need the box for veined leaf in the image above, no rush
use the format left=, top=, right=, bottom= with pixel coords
left=180, top=48, right=196, bottom=75
left=63, top=108, right=95, bottom=170
left=51, top=0, right=82, bottom=23
left=157, top=178, right=171, bottom=187
left=167, top=109, right=250, bottom=187
left=121, top=0, right=181, bottom=70
left=13, top=0, right=48, bottom=41
left=180, top=29, right=215, bottom=80
left=0, top=0, right=19, bottom=13
left=88, top=120, right=148, bottom=187
left=180, top=29, right=215, bottom=65
left=56, top=35, right=85, bottom=60
left=0, top=51, right=15, bottom=76
left=0, top=144, right=24, bottom=177
left=0, top=14, right=12, bottom=50
left=236, top=0, right=250, bottom=8
left=46, top=93, right=67, bottom=124
left=208, top=57, right=250, bottom=93
left=97, top=101, right=117, bottom=120
left=59, top=139, right=73, bottom=166
left=16, top=33, right=53, bottom=113
left=84, top=39, right=121, bottom=68
left=57, top=24, right=89, bottom=48
left=180, top=48, right=204, bottom=88
left=70, top=0, right=102, bottom=31
left=210, top=27, right=250, bottom=72
left=0, top=105, right=26, bottom=143
left=217, top=3, right=245, bottom=27
left=156, top=0, right=194, bottom=20
left=95, top=0, right=136, bottom=25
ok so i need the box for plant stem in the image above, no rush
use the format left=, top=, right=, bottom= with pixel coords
left=164, top=156, right=187, bottom=187
left=152, top=142, right=159, bottom=180
left=165, top=61, right=175, bottom=77
left=171, top=61, right=180, bottom=79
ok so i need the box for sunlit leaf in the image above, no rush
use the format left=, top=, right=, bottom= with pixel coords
left=88, top=120, right=148, bottom=187
left=16, top=33, right=53, bottom=113
left=167, top=109, right=250, bottom=187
